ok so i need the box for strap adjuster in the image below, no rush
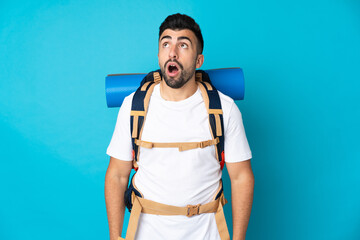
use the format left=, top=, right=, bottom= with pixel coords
left=186, top=204, right=200, bottom=217
left=199, top=140, right=210, bottom=148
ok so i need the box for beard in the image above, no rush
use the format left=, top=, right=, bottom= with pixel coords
left=161, top=59, right=196, bottom=89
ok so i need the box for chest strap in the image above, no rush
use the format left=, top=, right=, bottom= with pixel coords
left=135, top=138, right=219, bottom=152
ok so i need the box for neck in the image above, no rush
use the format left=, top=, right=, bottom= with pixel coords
left=159, top=75, right=198, bottom=101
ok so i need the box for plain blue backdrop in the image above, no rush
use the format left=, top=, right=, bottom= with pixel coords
left=1, top=0, right=359, bottom=239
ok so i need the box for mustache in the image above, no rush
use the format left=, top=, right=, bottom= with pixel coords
left=164, top=59, right=183, bottom=70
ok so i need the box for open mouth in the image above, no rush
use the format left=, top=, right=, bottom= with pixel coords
left=167, top=63, right=179, bottom=76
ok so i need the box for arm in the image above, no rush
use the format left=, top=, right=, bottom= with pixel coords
left=226, top=159, right=254, bottom=240
left=105, top=157, right=133, bottom=240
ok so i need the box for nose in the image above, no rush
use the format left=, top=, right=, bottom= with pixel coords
left=169, top=44, right=178, bottom=59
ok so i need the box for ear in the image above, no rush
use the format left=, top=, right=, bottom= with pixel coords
left=196, top=54, right=204, bottom=68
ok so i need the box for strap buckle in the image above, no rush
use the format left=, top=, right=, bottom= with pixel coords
left=199, top=140, right=209, bottom=148
left=186, top=204, right=200, bottom=217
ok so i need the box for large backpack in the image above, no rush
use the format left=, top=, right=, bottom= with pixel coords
left=121, top=69, right=230, bottom=240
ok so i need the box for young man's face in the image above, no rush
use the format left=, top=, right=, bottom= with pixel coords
left=158, top=29, right=203, bottom=89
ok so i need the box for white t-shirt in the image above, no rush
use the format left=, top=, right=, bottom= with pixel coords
left=107, top=84, right=252, bottom=240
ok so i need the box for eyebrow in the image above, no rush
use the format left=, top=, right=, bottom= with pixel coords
left=160, top=35, right=192, bottom=44
left=178, top=36, right=192, bottom=43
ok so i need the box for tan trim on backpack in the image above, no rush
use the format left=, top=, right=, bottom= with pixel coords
left=209, top=109, right=223, bottom=115
left=153, top=72, right=161, bottom=82
left=215, top=199, right=230, bottom=240
left=198, top=82, right=210, bottom=110
left=131, top=116, right=139, bottom=138
left=140, top=81, right=152, bottom=91
left=135, top=81, right=160, bottom=161
left=143, top=83, right=157, bottom=115
left=198, top=82, right=223, bottom=160
left=136, top=192, right=225, bottom=216
left=135, top=138, right=219, bottom=152
left=130, top=110, right=146, bottom=116
left=203, top=81, right=213, bottom=90
left=120, top=180, right=230, bottom=240
left=215, top=114, right=222, bottom=136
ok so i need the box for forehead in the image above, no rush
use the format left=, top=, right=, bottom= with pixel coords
left=159, top=29, right=197, bottom=42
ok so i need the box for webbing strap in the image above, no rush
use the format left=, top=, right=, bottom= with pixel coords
left=135, top=138, right=219, bottom=152
left=140, top=81, right=152, bottom=91
left=131, top=80, right=159, bottom=161
left=126, top=194, right=142, bottom=240
left=215, top=114, right=222, bottom=136
left=203, top=81, right=213, bottom=90
left=215, top=194, right=230, bottom=240
left=198, top=83, right=223, bottom=137
left=197, top=81, right=224, bottom=166
left=137, top=194, right=221, bottom=216
left=130, top=110, right=146, bottom=116
left=153, top=71, right=161, bottom=82
left=122, top=192, right=229, bottom=240
left=131, top=116, right=139, bottom=138
left=121, top=179, right=229, bottom=240
left=118, top=193, right=142, bottom=240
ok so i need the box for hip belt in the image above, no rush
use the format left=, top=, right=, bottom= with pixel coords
left=119, top=178, right=230, bottom=240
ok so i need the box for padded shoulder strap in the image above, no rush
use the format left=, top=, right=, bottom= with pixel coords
left=140, top=69, right=162, bottom=86
left=196, top=70, right=226, bottom=170
left=130, top=70, right=161, bottom=170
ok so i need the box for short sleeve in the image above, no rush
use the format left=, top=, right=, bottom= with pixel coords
left=106, top=94, right=134, bottom=161
left=224, top=102, right=252, bottom=162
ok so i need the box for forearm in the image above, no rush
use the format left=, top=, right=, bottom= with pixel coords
left=231, top=174, right=254, bottom=240
left=105, top=172, right=129, bottom=240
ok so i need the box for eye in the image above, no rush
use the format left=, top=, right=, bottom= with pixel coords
left=162, top=42, right=169, bottom=48
left=180, top=43, right=188, bottom=49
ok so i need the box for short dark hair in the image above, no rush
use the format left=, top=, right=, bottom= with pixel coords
left=159, top=13, right=204, bottom=54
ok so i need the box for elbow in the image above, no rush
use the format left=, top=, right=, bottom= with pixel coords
left=105, top=167, right=131, bottom=190
left=232, top=169, right=255, bottom=187
left=105, top=169, right=129, bottom=187
left=241, top=171, right=255, bottom=188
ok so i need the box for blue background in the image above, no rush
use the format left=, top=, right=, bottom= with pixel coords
left=1, top=0, right=359, bottom=239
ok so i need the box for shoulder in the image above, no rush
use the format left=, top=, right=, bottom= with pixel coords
left=115, top=91, right=135, bottom=120
left=216, top=90, right=244, bottom=131
left=217, top=90, right=237, bottom=116
left=121, top=92, right=135, bottom=109
left=218, top=90, right=234, bottom=106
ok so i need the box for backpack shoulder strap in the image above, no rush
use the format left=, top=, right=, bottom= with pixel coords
left=130, top=70, right=161, bottom=170
left=196, top=70, right=226, bottom=170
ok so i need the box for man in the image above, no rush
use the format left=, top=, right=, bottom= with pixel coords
left=105, top=13, right=254, bottom=240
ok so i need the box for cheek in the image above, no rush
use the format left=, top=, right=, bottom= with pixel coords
left=158, top=56, right=166, bottom=68
left=158, top=50, right=167, bottom=60
left=159, top=55, right=166, bottom=64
